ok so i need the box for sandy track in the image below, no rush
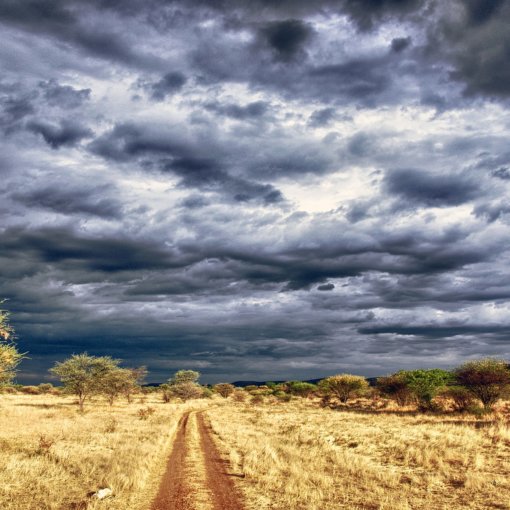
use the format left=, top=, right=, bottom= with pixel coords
left=150, top=411, right=244, bottom=510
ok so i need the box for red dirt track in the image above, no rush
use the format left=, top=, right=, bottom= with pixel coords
left=150, top=411, right=244, bottom=510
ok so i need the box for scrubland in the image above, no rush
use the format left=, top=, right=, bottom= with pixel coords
left=1, top=393, right=510, bottom=510
left=0, top=393, right=207, bottom=510
left=205, top=400, right=510, bottom=510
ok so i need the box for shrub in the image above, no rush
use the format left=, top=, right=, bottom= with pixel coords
left=398, top=369, right=454, bottom=411
left=137, top=407, right=155, bottom=420
left=38, top=383, right=54, bottom=394
left=287, top=381, right=317, bottom=398
left=318, top=374, right=369, bottom=403
left=104, top=417, right=118, bottom=433
left=201, top=387, right=214, bottom=399
left=37, top=435, right=55, bottom=454
left=455, top=358, right=510, bottom=410
left=214, top=383, right=235, bottom=398
left=377, top=373, right=414, bottom=406
left=275, top=391, right=292, bottom=402
left=440, top=386, right=477, bottom=412
left=231, top=390, right=247, bottom=402
left=160, top=383, right=172, bottom=403
left=21, top=385, right=40, bottom=395
left=250, top=394, right=264, bottom=405
left=172, top=381, right=204, bottom=401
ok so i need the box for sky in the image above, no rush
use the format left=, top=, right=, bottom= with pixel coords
left=1, top=0, right=510, bottom=384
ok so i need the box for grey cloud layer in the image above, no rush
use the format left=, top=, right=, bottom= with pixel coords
left=1, top=0, right=510, bottom=383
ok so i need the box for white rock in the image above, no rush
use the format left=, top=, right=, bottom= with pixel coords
left=93, top=488, right=113, bottom=500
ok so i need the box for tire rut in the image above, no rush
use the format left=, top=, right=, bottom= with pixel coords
left=150, top=410, right=244, bottom=510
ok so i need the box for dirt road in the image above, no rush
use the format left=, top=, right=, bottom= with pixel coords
left=150, top=411, right=245, bottom=510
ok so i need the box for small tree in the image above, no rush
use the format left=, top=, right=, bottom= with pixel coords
left=319, top=374, right=369, bottom=403
left=170, top=370, right=200, bottom=385
left=214, top=383, right=235, bottom=398
left=399, top=369, right=453, bottom=410
left=160, top=383, right=172, bottom=403
left=100, top=368, right=136, bottom=406
left=0, top=304, right=24, bottom=387
left=123, top=366, right=147, bottom=403
left=50, top=353, right=120, bottom=411
left=377, top=373, right=414, bottom=407
left=455, top=358, right=510, bottom=410
left=168, top=370, right=202, bottom=401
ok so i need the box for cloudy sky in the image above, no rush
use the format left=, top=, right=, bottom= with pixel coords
left=2, top=0, right=510, bottom=384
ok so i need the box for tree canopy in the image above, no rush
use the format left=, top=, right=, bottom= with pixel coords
left=0, top=303, right=23, bottom=386
left=50, top=353, right=120, bottom=410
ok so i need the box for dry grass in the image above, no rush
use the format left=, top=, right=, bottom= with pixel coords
left=206, top=400, right=510, bottom=510
left=0, top=393, right=208, bottom=510
left=3, top=393, right=510, bottom=510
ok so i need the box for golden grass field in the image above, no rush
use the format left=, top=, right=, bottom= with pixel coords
left=1, top=393, right=510, bottom=510
left=0, top=393, right=208, bottom=510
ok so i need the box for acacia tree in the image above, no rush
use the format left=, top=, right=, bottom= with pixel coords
left=100, top=367, right=143, bottom=406
left=319, top=374, right=369, bottom=403
left=0, top=303, right=23, bottom=387
left=214, top=383, right=235, bottom=398
left=455, top=358, right=510, bottom=410
left=169, top=370, right=203, bottom=401
left=50, top=353, right=120, bottom=411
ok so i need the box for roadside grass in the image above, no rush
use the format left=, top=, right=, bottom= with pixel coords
left=206, top=399, right=510, bottom=510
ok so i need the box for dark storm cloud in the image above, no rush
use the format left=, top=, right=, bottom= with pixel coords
left=359, top=323, right=510, bottom=338
left=308, top=107, right=336, bottom=127
left=89, top=121, right=284, bottom=203
left=384, top=168, right=480, bottom=207
left=27, top=119, right=93, bottom=149
left=203, top=100, right=269, bottom=120
left=0, top=0, right=163, bottom=69
left=39, top=79, right=91, bottom=109
left=0, top=226, right=187, bottom=273
left=340, top=0, right=426, bottom=31
left=11, top=185, right=123, bottom=219
left=431, top=0, right=510, bottom=98
left=0, top=87, right=36, bottom=131
left=148, top=71, right=187, bottom=101
left=2, top=0, right=510, bottom=384
left=390, top=36, right=412, bottom=53
left=258, top=19, right=313, bottom=61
